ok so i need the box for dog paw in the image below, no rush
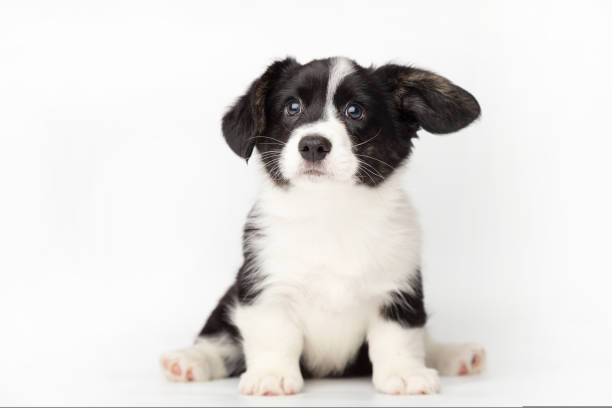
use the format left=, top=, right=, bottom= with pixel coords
left=373, top=366, right=440, bottom=395
left=438, top=343, right=486, bottom=376
left=239, top=370, right=304, bottom=396
left=160, top=350, right=211, bottom=382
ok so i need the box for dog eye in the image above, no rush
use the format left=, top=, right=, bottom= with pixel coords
left=284, top=100, right=302, bottom=116
left=345, top=104, right=365, bottom=120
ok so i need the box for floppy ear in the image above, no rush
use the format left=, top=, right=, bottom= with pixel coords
left=374, top=64, right=480, bottom=134
left=222, top=58, right=299, bottom=160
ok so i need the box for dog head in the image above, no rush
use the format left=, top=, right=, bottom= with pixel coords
left=222, top=57, right=480, bottom=187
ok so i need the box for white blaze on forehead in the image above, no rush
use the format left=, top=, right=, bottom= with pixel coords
left=325, top=57, right=355, bottom=118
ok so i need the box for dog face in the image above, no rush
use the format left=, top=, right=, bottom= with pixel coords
left=222, top=57, right=480, bottom=187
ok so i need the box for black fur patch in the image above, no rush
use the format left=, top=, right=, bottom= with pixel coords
left=300, top=342, right=373, bottom=378
left=380, top=270, right=427, bottom=328
left=236, top=207, right=265, bottom=304
left=198, top=284, right=240, bottom=340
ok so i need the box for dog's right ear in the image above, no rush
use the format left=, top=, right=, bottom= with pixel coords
left=222, top=58, right=299, bottom=161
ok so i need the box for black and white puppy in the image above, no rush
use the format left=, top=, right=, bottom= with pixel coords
left=161, top=57, right=485, bottom=396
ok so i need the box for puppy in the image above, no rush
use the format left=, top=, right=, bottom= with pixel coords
left=161, top=57, right=485, bottom=395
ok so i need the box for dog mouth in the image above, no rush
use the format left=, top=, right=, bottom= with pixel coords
left=301, top=168, right=326, bottom=177
left=297, top=162, right=330, bottom=178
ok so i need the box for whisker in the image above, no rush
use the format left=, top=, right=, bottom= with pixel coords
left=355, top=153, right=394, bottom=169
left=352, top=128, right=381, bottom=149
left=265, top=160, right=281, bottom=169
left=357, top=160, right=382, bottom=178
left=256, top=142, right=286, bottom=147
left=358, top=167, right=376, bottom=184
left=259, top=150, right=282, bottom=156
left=248, top=136, right=286, bottom=145
left=258, top=152, right=282, bottom=159
left=266, top=160, right=284, bottom=180
left=357, top=159, right=385, bottom=179
left=360, top=165, right=383, bottom=180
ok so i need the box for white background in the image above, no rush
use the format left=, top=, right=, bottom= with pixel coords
left=1, top=1, right=611, bottom=406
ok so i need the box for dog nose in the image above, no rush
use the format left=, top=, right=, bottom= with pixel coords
left=298, top=135, right=332, bottom=162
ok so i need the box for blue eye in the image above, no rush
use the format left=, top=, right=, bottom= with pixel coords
left=345, top=104, right=365, bottom=120
left=285, top=100, right=302, bottom=116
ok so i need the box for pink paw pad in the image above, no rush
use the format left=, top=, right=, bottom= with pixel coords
left=171, top=363, right=182, bottom=375
left=472, top=353, right=482, bottom=368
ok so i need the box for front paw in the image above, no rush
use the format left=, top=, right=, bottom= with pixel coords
left=239, top=369, right=304, bottom=396
left=373, top=366, right=440, bottom=395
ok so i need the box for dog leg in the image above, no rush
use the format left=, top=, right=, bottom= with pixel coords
left=368, top=320, right=440, bottom=395
left=233, top=303, right=304, bottom=396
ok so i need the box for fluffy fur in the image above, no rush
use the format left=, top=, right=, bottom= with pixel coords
left=161, top=56, right=485, bottom=395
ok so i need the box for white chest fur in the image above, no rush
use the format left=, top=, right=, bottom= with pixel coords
left=239, top=171, right=422, bottom=376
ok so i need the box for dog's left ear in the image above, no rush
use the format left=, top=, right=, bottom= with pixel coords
left=374, top=64, right=481, bottom=134
left=222, top=57, right=300, bottom=161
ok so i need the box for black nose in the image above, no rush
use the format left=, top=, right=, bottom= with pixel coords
left=298, top=135, right=332, bottom=162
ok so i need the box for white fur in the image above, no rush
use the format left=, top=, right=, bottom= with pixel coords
left=324, top=57, right=355, bottom=119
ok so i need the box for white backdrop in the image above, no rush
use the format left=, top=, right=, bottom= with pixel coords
left=1, top=1, right=611, bottom=406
